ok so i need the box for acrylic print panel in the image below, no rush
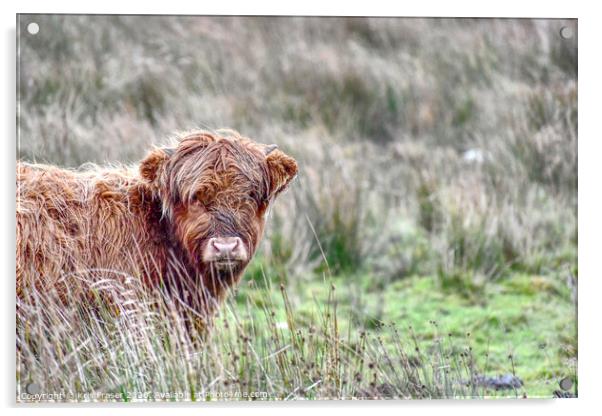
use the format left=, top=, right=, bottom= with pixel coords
left=16, top=15, right=577, bottom=402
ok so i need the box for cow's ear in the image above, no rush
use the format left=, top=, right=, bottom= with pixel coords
left=266, top=149, right=298, bottom=197
left=140, top=147, right=174, bottom=182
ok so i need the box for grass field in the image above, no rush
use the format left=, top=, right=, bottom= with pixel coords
left=17, top=15, right=577, bottom=400
left=236, top=272, right=577, bottom=398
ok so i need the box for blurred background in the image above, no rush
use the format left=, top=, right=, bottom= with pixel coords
left=17, top=15, right=577, bottom=397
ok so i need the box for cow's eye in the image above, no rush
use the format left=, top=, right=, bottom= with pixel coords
left=194, top=186, right=216, bottom=206
left=192, top=192, right=205, bottom=205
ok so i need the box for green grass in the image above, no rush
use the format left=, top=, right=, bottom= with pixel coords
left=235, top=270, right=577, bottom=398
left=17, top=254, right=577, bottom=400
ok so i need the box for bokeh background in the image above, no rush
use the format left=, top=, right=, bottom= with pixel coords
left=17, top=15, right=577, bottom=398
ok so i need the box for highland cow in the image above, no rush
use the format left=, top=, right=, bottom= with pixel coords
left=16, top=130, right=298, bottom=324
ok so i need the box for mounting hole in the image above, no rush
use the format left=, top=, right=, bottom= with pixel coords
left=560, top=26, right=573, bottom=40
left=559, top=377, right=573, bottom=391
left=25, top=382, right=41, bottom=395
left=27, top=22, right=39, bottom=35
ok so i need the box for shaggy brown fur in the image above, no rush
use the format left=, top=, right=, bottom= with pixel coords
left=17, top=130, right=298, bottom=321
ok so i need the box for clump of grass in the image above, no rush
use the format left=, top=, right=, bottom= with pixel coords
left=17, top=264, right=491, bottom=402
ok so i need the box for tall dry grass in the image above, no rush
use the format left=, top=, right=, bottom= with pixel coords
left=17, top=263, right=486, bottom=401
left=18, top=15, right=577, bottom=281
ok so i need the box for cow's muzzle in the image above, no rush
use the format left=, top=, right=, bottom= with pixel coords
left=202, top=236, right=248, bottom=270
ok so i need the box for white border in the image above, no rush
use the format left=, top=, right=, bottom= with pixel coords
left=2, top=1, right=600, bottom=415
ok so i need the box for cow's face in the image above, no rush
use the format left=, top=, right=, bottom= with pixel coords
left=140, top=131, right=298, bottom=284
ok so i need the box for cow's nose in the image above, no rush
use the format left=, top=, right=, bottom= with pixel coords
left=211, top=237, right=239, bottom=255
left=207, top=236, right=246, bottom=260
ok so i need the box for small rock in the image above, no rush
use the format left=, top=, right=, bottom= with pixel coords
left=469, top=374, right=523, bottom=390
